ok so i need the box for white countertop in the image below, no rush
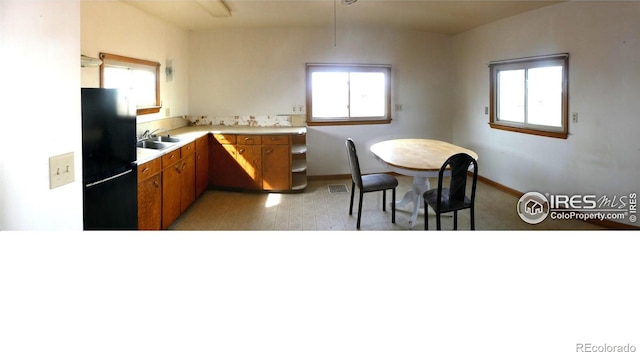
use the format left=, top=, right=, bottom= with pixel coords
left=136, top=125, right=307, bottom=165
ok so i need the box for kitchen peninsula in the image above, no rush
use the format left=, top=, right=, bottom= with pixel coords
left=136, top=125, right=307, bottom=230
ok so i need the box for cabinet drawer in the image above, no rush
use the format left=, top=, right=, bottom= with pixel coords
left=263, top=135, right=290, bottom=145
left=238, top=135, right=262, bottom=145
left=213, top=134, right=236, bottom=144
left=181, top=142, right=195, bottom=157
left=162, top=149, right=181, bottom=167
left=137, top=158, right=162, bottom=182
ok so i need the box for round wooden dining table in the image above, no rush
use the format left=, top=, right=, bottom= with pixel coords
left=369, top=139, right=478, bottom=228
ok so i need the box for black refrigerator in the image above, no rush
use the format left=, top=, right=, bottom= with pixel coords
left=81, top=88, right=138, bottom=230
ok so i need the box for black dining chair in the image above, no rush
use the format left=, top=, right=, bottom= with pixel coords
left=423, top=153, right=478, bottom=230
left=345, top=138, right=399, bottom=229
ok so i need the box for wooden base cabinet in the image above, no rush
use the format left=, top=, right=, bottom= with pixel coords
left=237, top=143, right=262, bottom=190
left=211, top=133, right=301, bottom=191
left=137, top=158, right=162, bottom=230
left=162, top=142, right=196, bottom=229
left=211, top=134, right=239, bottom=188
left=263, top=135, right=291, bottom=191
left=180, top=152, right=196, bottom=211
left=211, top=134, right=264, bottom=190
left=195, top=134, right=210, bottom=197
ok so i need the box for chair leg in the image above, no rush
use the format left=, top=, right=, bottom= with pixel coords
left=391, top=188, right=396, bottom=224
left=470, top=206, right=475, bottom=230
left=382, top=190, right=386, bottom=211
left=453, top=211, right=458, bottom=230
left=357, top=190, right=364, bottom=229
left=424, top=202, right=429, bottom=230
left=349, top=181, right=355, bottom=215
left=436, top=211, right=441, bottom=230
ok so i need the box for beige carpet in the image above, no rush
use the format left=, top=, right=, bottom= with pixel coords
left=169, top=175, right=605, bottom=231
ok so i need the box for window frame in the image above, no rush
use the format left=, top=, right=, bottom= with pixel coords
left=99, top=52, right=161, bottom=116
left=305, top=63, right=392, bottom=126
left=489, top=53, right=569, bottom=139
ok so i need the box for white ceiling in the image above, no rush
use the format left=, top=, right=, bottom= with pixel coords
left=121, top=0, right=564, bottom=35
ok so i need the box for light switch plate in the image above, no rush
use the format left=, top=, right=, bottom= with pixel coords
left=49, top=152, right=75, bottom=189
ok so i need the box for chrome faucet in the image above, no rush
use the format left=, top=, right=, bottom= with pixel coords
left=138, top=129, right=151, bottom=141
left=150, top=128, right=170, bottom=137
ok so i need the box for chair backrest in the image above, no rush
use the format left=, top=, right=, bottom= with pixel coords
left=437, top=153, right=478, bottom=208
left=345, top=138, right=363, bottom=189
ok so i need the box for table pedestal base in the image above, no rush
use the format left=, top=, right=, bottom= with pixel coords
left=394, top=175, right=453, bottom=229
left=395, top=176, right=430, bottom=228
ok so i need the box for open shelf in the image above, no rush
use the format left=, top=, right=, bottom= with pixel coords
left=292, top=159, right=307, bottom=173
left=291, top=144, right=307, bottom=154
left=291, top=133, right=307, bottom=191
left=292, top=172, right=307, bottom=191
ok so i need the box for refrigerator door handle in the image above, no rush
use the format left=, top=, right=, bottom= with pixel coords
left=85, top=169, right=133, bottom=188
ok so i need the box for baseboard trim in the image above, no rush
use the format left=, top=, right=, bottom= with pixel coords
left=476, top=174, right=524, bottom=198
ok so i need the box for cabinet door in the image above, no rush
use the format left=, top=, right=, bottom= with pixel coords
left=211, top=143, right=239, bottom=188
left=195, top=135, right=210, bottom=197
left=180, top=153, right=196, bottom=211
left=138, top=173, right=162, bottom=230
left=263, top=145, right=291, bottom=191
left=162, top=161, right=182, bottom=229
left=236, top=145, right=262, bottom=190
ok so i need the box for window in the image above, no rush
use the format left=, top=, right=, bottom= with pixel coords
left=100, top=53, right=161, bottom=115
left=489, top=54, right=569, bottom=139
left=306, top=64, right=391, bottom=125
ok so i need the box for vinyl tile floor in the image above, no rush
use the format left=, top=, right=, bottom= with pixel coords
left=169, top=175, right=605, bottom=231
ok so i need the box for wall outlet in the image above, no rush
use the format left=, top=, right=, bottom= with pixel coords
left=49, top=152, right=75, bottom=189
left=572, top=112, right=578, bottom=123
left=165, top=107, right=171, bottom=117
left=395, top=104, right=403, bottom=111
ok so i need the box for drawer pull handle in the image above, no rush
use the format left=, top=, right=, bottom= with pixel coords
left=153, top=181, right=160, bottom=188
left=142, top=167, right=150, bottom=173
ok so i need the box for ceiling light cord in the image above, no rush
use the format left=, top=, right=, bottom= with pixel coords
left=334, top=0, right=337, bottom=47
left=334, top=0, right=356, bottom=47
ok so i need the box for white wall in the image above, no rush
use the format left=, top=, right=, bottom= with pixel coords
left=189, top=27, right=453, bottom=175
left=0, top=1, right=83, bottom=230
left=452, top=1, right=640, bottom=226
left=80, top=1, right=190, bottom=126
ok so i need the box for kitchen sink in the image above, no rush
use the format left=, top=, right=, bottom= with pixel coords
left=148, top=135, right=180, bottom=143
left=136, top=133, right=181, bottom=150
left=136, top=140, right=170, bottom=150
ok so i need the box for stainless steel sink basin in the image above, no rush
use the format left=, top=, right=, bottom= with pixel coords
left=136, top=134, right=181, bottom=150
left=137, top=140, right=169, bottom=150
left=148, top=135, right=180, bottom=143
